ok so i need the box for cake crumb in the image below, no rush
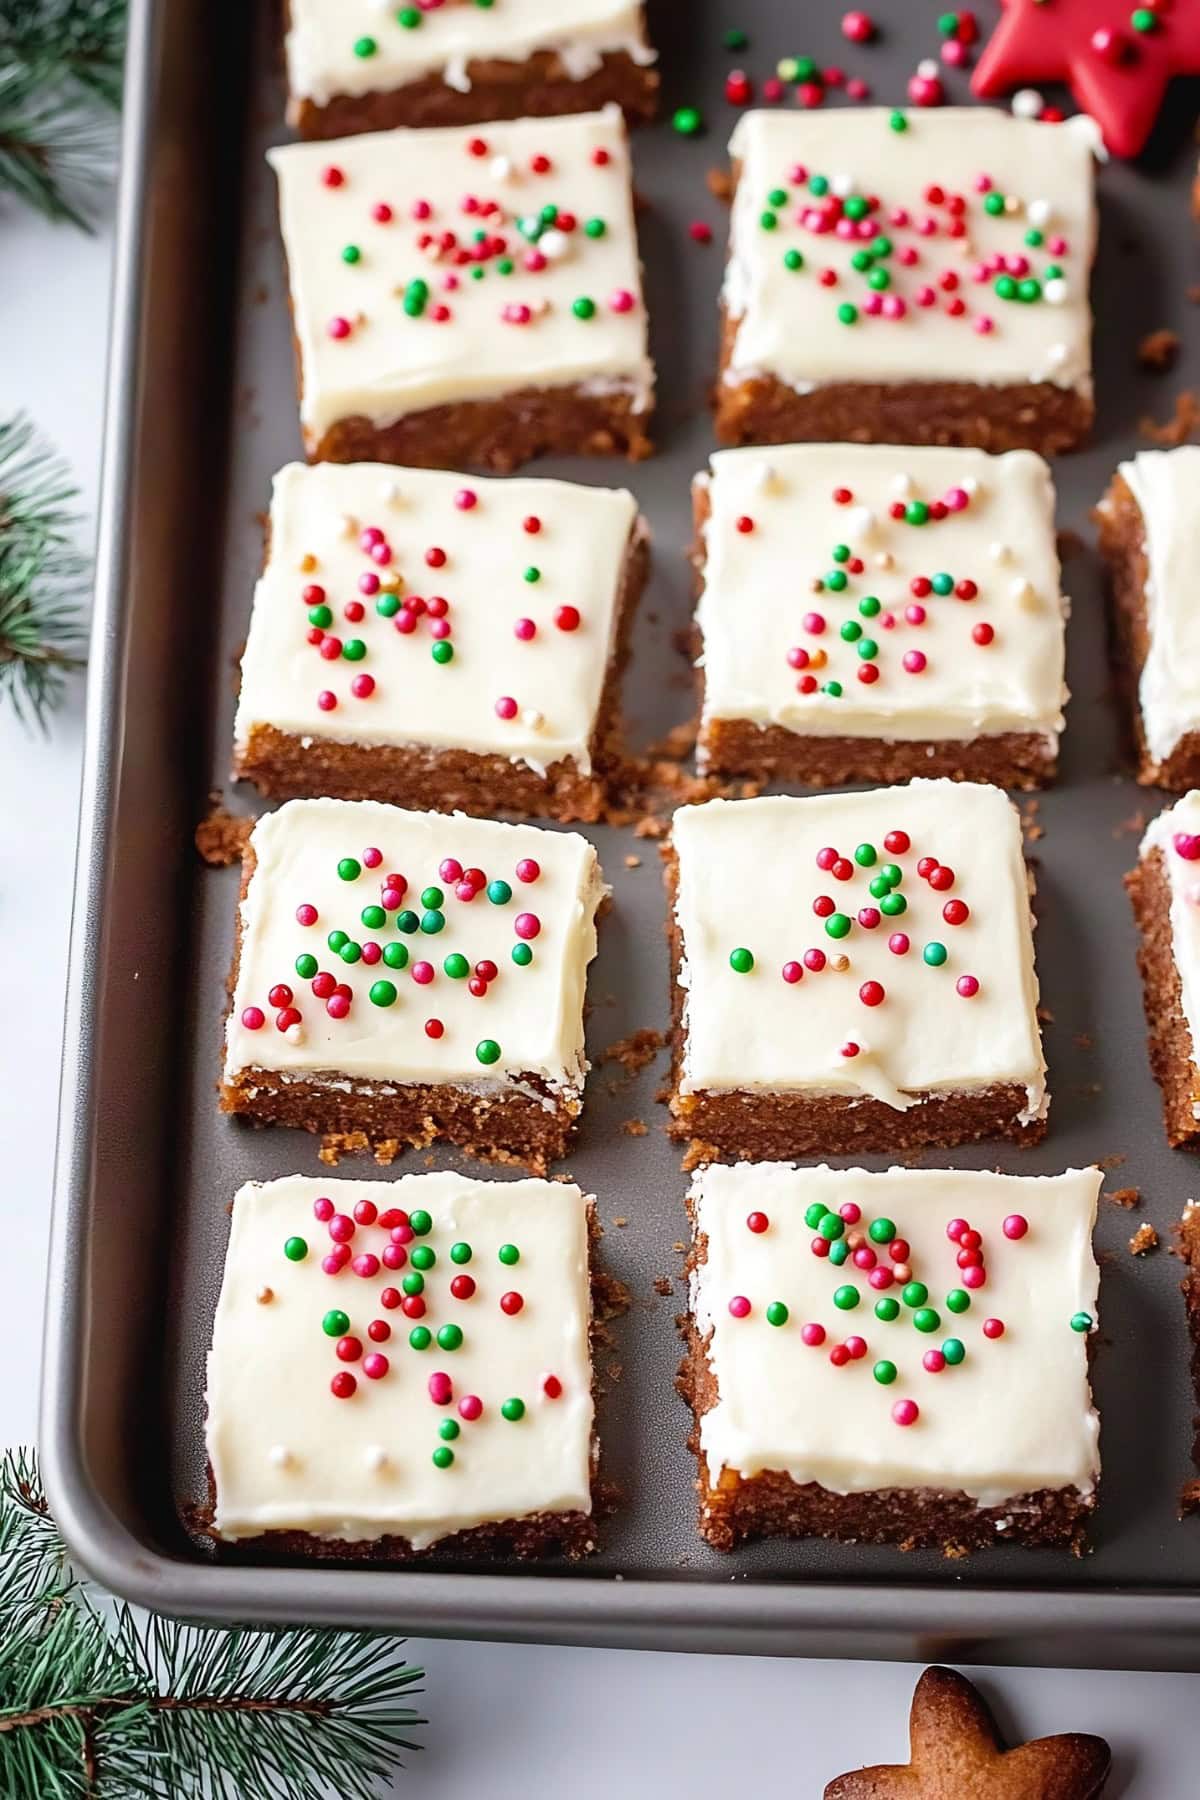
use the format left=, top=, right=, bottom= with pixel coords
left=195, top=803, right=254, bottom=866
left=1036, top=1005, right=1056, bottom=1025
left=374, top=1140, right=400, bottom=1166
left=707, top=166, right=734, bottom=201
left=653, top=1274, right=674, bottom=1297
left=1074, top=1032, right=1094, bottom=1051
left=1137, top=328, right=1181, bottom=372
left=621, top=1117, right=648, bottom=1136
left=602, top=1028, right=667, bottom=1073
left=624, top=854, right=642, bottom=869
left=1181, top=1479, right=1200, bottom=1517
left=634, top=813, right=669, bottom=839
left=611, top=1215, right=628, bottom=1228
left=1139, top=388, right=1200, bottom=447
left=1109, top=1185, right=1140, bottom=1209
left=1113, top=809, right=1147, bottom=839
left=646, top=720, right=698, bottom=761
left=1129, top=1223, right=1158, bottom=1256
left=1099, top=1152, right=1128, bottom=1171
left=682, top=1139, right=719, bottom=1173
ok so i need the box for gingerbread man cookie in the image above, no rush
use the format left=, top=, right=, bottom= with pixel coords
left=824, top=1666, right=1110, bottom=1799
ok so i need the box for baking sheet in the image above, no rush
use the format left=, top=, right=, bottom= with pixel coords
left=41, top=0, right=1200, bottom=1662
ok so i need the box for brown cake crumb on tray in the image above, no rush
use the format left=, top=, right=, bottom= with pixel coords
left=1126, top=827, right=1200, bottom=1149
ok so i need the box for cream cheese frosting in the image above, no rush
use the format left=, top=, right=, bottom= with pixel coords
left=1139, top=793, right=1200, bottom=1112
left=235, top=462, right=641, bottom=775
left=696, top=442, right=1067, bottom=749
left=207, top=1173, right=594, bottom=1545
left=285, top=1, right=655, bottom=112
left=723, top=108, right=1096, bottom=394
left=690, top=1163, right=1101, bottom=1507
left=268, top=108, right=653, bottom=442
left=1112, top=448, right=1200, bottom=766
left=224, top=799, right=606, bottom=1101
left=671, top=782, right=1045, bottom=1116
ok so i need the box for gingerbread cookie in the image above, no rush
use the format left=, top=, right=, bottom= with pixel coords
left=824, top=1666, right=1110, bottom=1799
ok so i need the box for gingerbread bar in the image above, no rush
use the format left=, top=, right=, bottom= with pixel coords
left=284, top=1, right=658, bottom=139
left=1127, top=794, right=1200, bottom=1148
left=220, top=799, right=606, bottom=1168
left=693, top=442, right=1067, bottom=788
left=666, top=782, right=1047, bottom=1161
left=205, top=1172, right=597, bottom=1558
left=683, top=1162, right=1101, bottom=1554
left=268, top=107, right=654, bottom=470
left=234, top=462, right=648, bottom=821
left=1096, top=447, right=1200, bottom=789
left=716, top=107, right=1096, bottom=455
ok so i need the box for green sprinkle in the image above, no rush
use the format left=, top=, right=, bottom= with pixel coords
left=984, top=191, right=1006, bottom=216
left=353, top=35, right=377, bottom=57
left=1017, top=278, right=1042, bottom=303
left=437, top=1323, right=463, bottom=1351
left=327, top=929, right=348, bottom=954
left=402, top=1273, right=424, bottom=1298
left=913, top=1307, right=940, bottom=1333
left=819, top=1213, right=845, bottom=1241
left=501, top=1397, right=526, bottom=1422
left=1070, top=1311, right=1093, bottom=1333
left=783, top=248, right=804, bottom=271
left=867, top=267, right=890, bottom=292
left=942, top=1337, right=966, bottom=1365
left=584, top=217, right=606, bottom=238
left=431, top=1445, right=454, bottom=1468
left=759, top=211, right=778, bottom=231
left=836, top=302, right=858, bottom=326
left=768, top=188, right=787, bottom=207
left=383, top=942, right=408, bottom=971
left=361, top=904, right=386, bottom=929
left=995, top=274, right=1018, bottom=301
left=487, top=879, right=512, bottom=905
left=523, top=566, right=541, bottom=584
left=858, top=594, right=881, bottom=617
left=376, top=593, right=400, bottom=618
left=420, top=910, right=445, bottom=934
left=396, top=910, right=419, bottom=934
left=322, top=1310, right=349, bottom=1338
left=411, top=1245, right=435, bottom=1272
left=368, top=979, right=397, bottom=1008
left=572, top=296, right=596, bottom=320
left=409, top=1326, right=432, bottom=1351
left=512, top=942, right=533, bottom=966
left=880, top=892, right=907, bottom=917
left=672, top=105, right=703, bottom=136
left=902, top=1282, right=928, bottom=1308
left=308, top=604, right=332, bottom=628
left=879, top=864, right=902, bottom=888
left=875, top=1297, right=900, bottom=1322
left=444, top=952, right=470, bottom=979
left=850, top=249, right=873, bottom=274
left=398, top=6, right=422, bottom=25
left=923, top=941, right=948, bottom=967
left=450, top=1242, right=472, bottom=1265
left=432, top=640, right=454, bottom=664
left=498, top=1244, right=520, bottom=1266
left=857, top=638, right=878, bottom=660
left=295, top=953, right=318, bottom=980
left=873, top=1360, right=897, bottom=1385
left=729, top=946, right=755, bottom=973
left=824, top=912, right=851, bottom=939
left=342, top=244, right=361, bottom=265
left=1131, top=5, right=1158, bottom=27
left=1025, top=227, right=1044, bottom=248
left=905, top=501, right=930, bottom=526
left=766, top=1301, right=789, bottom=1327
left=722, top=27, right=748, bottom=50
left=409, top=1210, right=432, bottom=1237
left=284, top=1236, right=307, bottom=1262
left=476, top=1038, right=502, bottom=1065
left=889, top=109, right=908, bottom=132
left=337, top=858, right=361, bottom=882
left=868, top=1218, right=896, bottom=1244
left=840, top=619, right=862, bottom=642
left=809, top=174, right=829, bottom=197
left=825, top=568, right=848, bottom=592
left=833, top=1285, right=859, bottom=1311
left=829, top=1241, right=849, bottom=1267
left=946, top=1288, right=970, bottom=1314
left=439, top=1418, right=460, bottom=1441
left=339, top=940, right=362, bottom=965
left=805, top=1202, right=829, bottom=1229
left=854, top=843, right=877, bottom=867
left=930, top=572, right=953, bottom=597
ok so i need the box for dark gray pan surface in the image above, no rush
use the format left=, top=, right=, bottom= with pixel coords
left=41, top=0, right=1200, bottom=1662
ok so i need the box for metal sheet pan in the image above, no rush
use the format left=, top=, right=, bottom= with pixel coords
left=40, top=0, right=1200, bottom=1665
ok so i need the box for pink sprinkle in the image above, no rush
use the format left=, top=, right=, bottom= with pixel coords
left=358, top=572, right=380, bottom=596
left=923, top=1348, right=947, bottom=1373
left=689, top=220, right=713, bottom=244
left=782, top=960, right=804, bottom=984
left=327, top=316, right=352, bottom=339
left=882, top=295, right=906, bottom=319
left=803, top=948, right=826, bottom=972
left=942, top=37, right=968, bottom=66
left=845, top=77, right=870, bottom=100
left=891, top=1399, right=920, bottom=1427
left=514, top=617, right=536, bottom=641
left=762, top=75, right=785, bottom=101
left=982, top=1318, right=1005, bottom=1339
left=381, top=1242, right=406, bottom=1269
left=352, top=1253, right=380, bottom=1279
left=905, top=604, right=927, bottom=626
left=329, top=1214, right=355, bottom=1244
left=962, top=1264, right=987, bottom=1289
left=321, top=1252, right=344, bottom=1275
left=325, top=995, right=350, bottom=1023
left=514, top=911, right=540, bottom=940
left=362, top=1353, right=388, bottom=1380
left=865, top=293, right=884, bottom=316
left=454, top=487, right=477, bottom=510
left=915, top=284, right=936, bottom=307
left=428, top=1372, right=453, bottom=1405
left=1174, top=832, right=1200, bottom=861
left=313, top=1196, right=335, bottom=1222
left=516, top=858, right=541, bottom=884
left=1048, top=234, right=1068, bottom=255
left=240, top=1006, right=264, bottom=1031
left=361, top=942, right=381, bottom=965
left=1003, top=1213, right=1029, bottom=1240
left=903, top=650, right=927, bottom=674
left=889, top=206, right=910, bottom=227
left=296, top=903, right=318, bottom=927
left=888, top=932, right=910, bottom=956
left=803, top=610, right=826, bottom=634
left=956, top=974, right=980, bottom=998
left=362, top=846, right=382, bottom=868
left=412, top=198, right=432, bottom=220
left=728, top=1296, right=752, bottom=1318
left=800, top=1322, right=826, bottom=1347
left=609, top=288, right=635, bottom=313
left=852, top=1246, right=876, bottom=1270
left=947, top=1218, right=969, bottom=1242
left=412, top=961, right=434, bottom=985
left=868, top=1267, right=894, bottom=1290
left=495, top=695, right=518, bottom=720
left=351, top=673, right=375, bottom=699
left=503, top=302, right=533, bottom=325
left=458, top=1394, right=483, bottom=1421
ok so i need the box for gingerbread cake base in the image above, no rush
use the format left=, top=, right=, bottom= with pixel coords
left=696, top=718, right=1057, bottom=792
left=289, top=50, right=659, bottom=140
left=219, top=845, right=586, bottom=1171
left=1179, top=1201, right=1200, bottom=1495
left=663, top=850, right=1046, bottom=1160
left=1126, top=845, right=1200, bottom=1149
left=233, top=525, right=648, bottom=821
left=1096, top=468, right=1200, bottom=790
left=679, top=1243, right=1091, bottom=1556
left=307, top=383, right=654, bottom=474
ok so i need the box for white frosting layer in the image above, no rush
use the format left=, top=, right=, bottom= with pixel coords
left=285, top=1, right=655, bottom=111
left=208, top=1173, right=594, bottom=1545
left=724, top=108, right=1095, bottom=393
left=671, top=782, right=1045, bottom=1116
left=1114, top=448, right=1200, bottom=766
left=1140, top=793, right=1200, bottom=1114
left=235, top=462, right=640, bottom=776
left=224, top=799, right=605, bottom=1097
left=691, top=1163, right=1101, bottom=1506
left=269, top=108, right=653, bottom=441
left=697, top=443, right=1066, bottom=748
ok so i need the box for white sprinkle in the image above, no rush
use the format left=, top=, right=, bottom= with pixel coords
left=284, top=1023, right=305, bottom=1046
left=1011, top=88, right=1044, bottom=119
left=268, top=1445, right=291, bottom=1469
left=365, top=1445, right=388, bottom=1472
left=830, top=171, right=855, bottom=198
left=539, top=229, right=570, bottom=262
left=522, top=708, right=545, bottom=730
left=989, top=541, right=1011, bottom=564
left=379, top=480, right=401, bottom=505
left=489, top=154, right=514, bottom=183
left=1065, top=112, right=1108, bottom=161
left=890, top=473, right=913, bottom=498
left=1044, top=278, right=1069, bottom=305
left=1003, top=194, right=1022, bottom=215
left=1009, top=577, right=1038, bottom=610
left=844, top=505, right=876, bottom=545
left=1045, top=342, right=1068, bottom=368
left=917, top=58, right=938, bottom=79
left=340, top=513, right=359, bottom=538
left=1027, top=198, right=1053, bottom=228
left=830, top=954, right=850, bottom=973
left=874, top=551, right=895, bottom=572
left=749, top=460, right=776, bottom=493
left=960, top=475, right=980, bottom=497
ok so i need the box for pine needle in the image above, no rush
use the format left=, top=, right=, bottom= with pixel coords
left=0, top=415, right=88, bottom=730
left=0, top=1448, right=426, bottom=1797
left=0, top=0, right=128, bottom=109
left=0, top=63, right=115, bottom=230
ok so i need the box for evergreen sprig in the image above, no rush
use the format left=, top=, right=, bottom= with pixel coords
left=0, top=0, right=124, bottom=227
left=0, top=414, right=88, bottom=729
left=0, top=1447, right=426, bottom=1797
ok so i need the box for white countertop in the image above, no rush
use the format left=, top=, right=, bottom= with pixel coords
left=1, top=189, right=1195, bottom=1800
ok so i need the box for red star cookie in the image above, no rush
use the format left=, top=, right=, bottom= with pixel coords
left=823, top=1666, right=1111, bottom=1799
left=972, top=0, right=1200, bottom=158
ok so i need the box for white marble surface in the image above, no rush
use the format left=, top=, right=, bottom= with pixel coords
left=3, top=187, right=1198, bottom=1800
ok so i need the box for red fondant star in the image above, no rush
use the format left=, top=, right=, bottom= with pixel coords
left=972, top=0, right=1200, bottom=158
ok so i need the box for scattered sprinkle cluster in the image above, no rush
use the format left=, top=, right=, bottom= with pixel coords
left=240, top=842, right=544, bottom=1058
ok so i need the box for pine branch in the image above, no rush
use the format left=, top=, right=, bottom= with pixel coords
left=0, top=62, right=115, bottom=229
left=0, top=415, right=88, bottom=730
left=0, top=1449, right=426, bottom=1797
left=0, top=0, right=128, bottom=109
